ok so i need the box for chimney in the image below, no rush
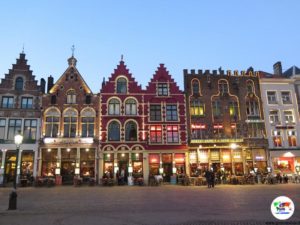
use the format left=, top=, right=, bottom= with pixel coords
left=47, top=75, right=54, bottom=93
left=273, top=61, right=282, bottom=75
left=40, top=78, right=46, bottom=93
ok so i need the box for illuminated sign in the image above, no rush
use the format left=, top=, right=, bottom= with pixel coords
left=191, top=138, right=243, bottom=144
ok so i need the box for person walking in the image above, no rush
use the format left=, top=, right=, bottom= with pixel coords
left=211, top=170, right=215, bottom=188
left=205, top=169, right=211, bottom=188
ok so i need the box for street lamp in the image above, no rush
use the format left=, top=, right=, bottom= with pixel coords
left=8, top=132, right=23, bottom=210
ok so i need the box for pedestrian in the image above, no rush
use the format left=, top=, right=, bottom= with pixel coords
left=211, top=171, right=215, bottom=188
left=205, top=169, right=211, bottom=188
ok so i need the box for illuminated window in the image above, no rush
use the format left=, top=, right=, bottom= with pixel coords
left=66, top=90, right=76, bottom=104
left=191, top=124, right=206, bottom=139
left=150, top=105, right=161, bottom=121
left=116, top=77, right=127, bottom=94
left=267, top=91, right=277, bottom=104
left=166, top=105, right=178, bottom=121
left=192, top=80, right=200, bottom=94
left=108, top=99, right=120, bottom=115
left=213, top=124, right=224, bottom=138
left=108, top=121, right=120, bottom=141
left=150, top=125, right=162, bottom=143
left=23, top=119, right=37, bottom=141
left=190, top=99, right=204, bottom=116
left=246, top=100, right=259, bottom=116
left=45, top=108, right=60, bottom=137
left=125, top=99, right=137, bottom=115
left=81, top=117, right=94, bottom=137
left=167, top=125, right=179, bottom=143
left=157, top=83, right=168, bottom=96
left=288, top=131, right=297, bottom=147
left=281, top=91, right=292, bottom=104
left=248, top=123, right=264, bottom=138
left=63, top=109, right=77, bottom=138
left=229, top=101, right=238, bottom=118
left=272, top=130, right=282, bottom=147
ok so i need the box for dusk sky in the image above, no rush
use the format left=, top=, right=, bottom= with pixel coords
left=0, top=1, right=299, bottom=92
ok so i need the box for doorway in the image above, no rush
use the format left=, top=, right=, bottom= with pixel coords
left=162, top=163, right=172, bottom=182
left=61, top=161, right=75, bottom=185
left=4, top=151, right=17, bottom=185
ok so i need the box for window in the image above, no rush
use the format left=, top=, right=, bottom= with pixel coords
left=267, top=91, right=277, bottom=104
left=15, top=77, right=23, bottom=91
left=166, top=105, right=178, bottom=121
left=246, top=100, right=259, bottom=116
left=281, top=92, right=292, bottom=104
left=66, top=90, right=76, bottom=104
left=192, top=80, right=199, bottom=94
left=1, top=96, right=14, bottom=108
left=116, top=77, right=127, bottom=94
left=150, top=125, right=162, bottom=143
left=51, top=95, right=56, bottom=104
left=23, top=119, right=37, bottom=141
left=246, top=81, right=254, bottom=94
left=125, top=121, right=137, bottom=141
left=272, top=131, right=282, bottom=147
left=21, top=97, right=33, bottom=109
left=157, top=83, right=168, bottom=96
left=85, top=95, right=91, bottom=104
left=0, top=119, right=5, bottom=140
left=269, top=110, right=280, bottom=124
left=190, top=99, right=204, bottom=116
left=213, top=124, right=224, bottom=138
left=8, top=119, right=22, bottom=140
left=167, top=125, right=179, bottom=143
left=63, top=109, right=77, bottom=138
left=191, top=124, right=206, bottom=139
left=212, top=100, right=222, bottom=117
left=108, top=99, right=120, bottom=115
left=81, top=117, right=94, bottom=137
left=288, top=131, right=297, bottom=147
left=229, top=101, right=238, bottom=118
left=150, top=105, right=161, bottom=121
left=218, top=80, right=228, bottom=94
left=248, top=123, right=264, bottom=138
left=108, top=121, right=120, bottom=141
left=125, top=99, right=137, bottom=115
left=284, top=111, right=294, bottom=124
left=45, top=109, right=60, bottom=138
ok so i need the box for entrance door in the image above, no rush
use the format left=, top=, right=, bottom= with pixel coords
left=118, top=161, right=128, bottom=183
left=163, top=163, right=172, bottom=182
left=4, top=151, right=17, bottom=184
left=61, top=161, right=75, bottom=185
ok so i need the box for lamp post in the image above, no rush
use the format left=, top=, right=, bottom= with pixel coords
left=8, top=132, right=23, bottom=210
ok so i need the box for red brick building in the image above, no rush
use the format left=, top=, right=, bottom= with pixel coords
left=40, top=55, right=99, bottom=184
left=99, top=60, right=187, bottom=184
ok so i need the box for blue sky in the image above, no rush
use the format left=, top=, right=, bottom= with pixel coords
left=0, top=1, right=299, bottom=92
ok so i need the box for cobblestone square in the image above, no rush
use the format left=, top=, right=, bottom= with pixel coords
left=0, top=184, right=299, bottom=225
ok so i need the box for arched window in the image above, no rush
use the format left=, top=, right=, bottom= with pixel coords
left=45, top=108, right=60, bottom=137
left=81, top=108, right=95, bottom=137
left=246, top=99, right=259, bottom=117
left=218, top=80, right=229, bottom=94
left=63, top=108, right=77, bottom=137
left=15, top=77, right=23, bottom=91
left=125, top=121, right=137, bottom=141
left=190, top=99, right=204, bottom=116
left=108, top=99, right=120, bottom=115
left=116, top=77, right=127, bottom=94
left=125, top=99, right=137, bottom=115
left=67, top=90, right=76, bottom=104
left=192, top=80, right=200, bottom=95
left=108, top=121, right=120, bottom=141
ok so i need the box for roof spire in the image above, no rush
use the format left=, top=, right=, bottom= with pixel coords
left=22, top=43, right=25, bottom=54
left=121, top=54, right=123, bottom=61
left=71, top=44, right=75, bottom=57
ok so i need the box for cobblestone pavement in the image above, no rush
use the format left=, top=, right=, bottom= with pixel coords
left=0, top=184, right=299, bottom=225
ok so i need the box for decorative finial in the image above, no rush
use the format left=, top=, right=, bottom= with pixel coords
left=22, top=43, right=25, bottom=54
left=121, top=54, right=123, bottom=61
left=71, top=45, right=75, bottom=57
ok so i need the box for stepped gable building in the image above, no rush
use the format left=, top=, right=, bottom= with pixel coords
left=0, top=53, right=45, bottom=186
left=40, top=54, right=99, bottom=184
left=99, top=58, right=146, bottom=181
left=144, top=64, right=188, bottom=182
left=259, top=62, right=300, bottom=175
left=99, top=60, right=187, bottom=184
left=184, top=68, right=268, bottom=176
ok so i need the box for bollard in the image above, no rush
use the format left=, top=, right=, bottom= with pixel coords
left=8, top=191, right=17, bottom=210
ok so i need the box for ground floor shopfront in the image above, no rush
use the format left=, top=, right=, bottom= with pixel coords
left=188, top=147, right=269, bottom=177
left=0, top=144, right=38, bottom=186
left=270, top=150, right=300, bottom=175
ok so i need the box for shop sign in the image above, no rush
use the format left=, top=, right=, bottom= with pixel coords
left=191, top=138, right=243, bottom=144
left=44, top=137, right=94, bottom=144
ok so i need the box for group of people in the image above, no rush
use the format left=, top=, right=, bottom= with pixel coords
left=204, top=169, right=215, bottom=188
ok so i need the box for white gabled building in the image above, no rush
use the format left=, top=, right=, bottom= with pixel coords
left=259, top=62, right=300, bottom=175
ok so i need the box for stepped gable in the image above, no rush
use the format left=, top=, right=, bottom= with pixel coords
left=0, top=53, right=40, bottom=91
left=146, top=63, right=183, bottom=94
left=101, top=59, right=142, bottom=93
left=49, top=56, right=93, bottom=95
